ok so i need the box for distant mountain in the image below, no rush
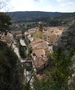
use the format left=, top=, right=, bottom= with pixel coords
left=7, top=11, right=63, bottom=21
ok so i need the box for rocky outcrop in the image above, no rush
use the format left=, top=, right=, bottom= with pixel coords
left=53, top=21, right=75, bottom=70
left=53, top=22, right=75, bottom=52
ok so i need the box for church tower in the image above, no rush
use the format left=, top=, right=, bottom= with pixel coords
left=38, top=21, right=43, bottom=32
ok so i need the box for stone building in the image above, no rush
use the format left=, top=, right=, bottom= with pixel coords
left=38, top=21, right=43, bottom=32
left=30, top=38, right=49, bottom=53
left=31, top=49, right=48, bottom=73
left=44, top=33, right=57, bottom=45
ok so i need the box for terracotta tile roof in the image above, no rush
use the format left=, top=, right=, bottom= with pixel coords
left=16, top=34, right=22, bottom=39
left=44, top=26, right=64, bottom=35
left=31, top=38, right=43, bottom=44
left=33, top=43, right=48, bottom=50
left=32, top=49, right=45, bottom=57
left=31, top=49, right=48, bottom=70
left=11, top=30, right=22, bottom=35
left=44, top=31, right=51, bottom=36
left=34, top=57, right=44, bottom=68
left=33, top=56, right=48, bottom=69
left=0, top=39, right=7, bottom=43
left=31, top=38, right=48, bottom=50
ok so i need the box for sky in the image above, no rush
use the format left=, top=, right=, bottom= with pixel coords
left=1, top=0, right=75, bottom=12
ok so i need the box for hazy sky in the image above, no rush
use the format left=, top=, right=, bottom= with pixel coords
left=1, top=0, right=75, bottom=12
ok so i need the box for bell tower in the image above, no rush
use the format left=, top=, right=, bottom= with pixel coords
left=38, top=21, right=43, bottom=32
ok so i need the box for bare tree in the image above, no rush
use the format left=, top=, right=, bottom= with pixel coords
left=0, top=0, right=11, bottom=12
left=0, top=0, right=6, bottom=10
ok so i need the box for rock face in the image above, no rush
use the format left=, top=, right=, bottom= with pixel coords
left=53, top=22, right=75, bottom=85
left=53, top=22, right=75, bottom=52
left=53, top=22, right=75, bottom=74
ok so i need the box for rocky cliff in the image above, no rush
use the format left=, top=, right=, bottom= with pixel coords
left=53, top=21, right=75, bottom=53
left=53, top=21, right=75, bottom=73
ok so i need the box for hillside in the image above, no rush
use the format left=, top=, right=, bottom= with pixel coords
left=7, top=11, right=62, bottom=21
left=7, top=11, right=75, bottom=32
left=7, top=11, right=75, bottom=21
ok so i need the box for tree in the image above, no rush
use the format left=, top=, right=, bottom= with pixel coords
left=33, top=31, right=44, bottom=39
left=0, top=41, right=23, bottom=90
left=33, top=48, right=74, bottom=90
left=0, top=0, right=10, bottom=11
left=0, top=12, right=12, bottom=32
left=49, top=49, right=74, bottom=90
left=0, top=0, right=6, bottom=10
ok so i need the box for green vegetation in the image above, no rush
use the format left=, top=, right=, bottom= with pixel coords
left=33, top=31, right=44, bottom=39
left=0, top=12, right=12, bottom=32
left=50, top=49, right=74, bottom=90
left=1, top=11, right=75, bottom=90
left=0, top=41, right=23, bottom=90
left=33, top=49, right=74, bottom=90
left=23, top=83, right=32, bottom=90
left=9, top=11, right=75, bottom=32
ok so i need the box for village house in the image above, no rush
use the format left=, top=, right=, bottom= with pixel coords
left=30, top=38, right=49, bottom=73
left=11, top=30, right=22, bottom=35
left=30, top=38, right=49, bottom=53
left=44, top=32, right=57, bottom=45
left=43, top=27, right=64, bottom=45
left=27, top=21, right=44, bottom=35
left=25, top=22, right=65, bottom=47
left=24, top=31, right=34, bottom=46
left=24, top=21, right=45, bottom=45
left=11, top=30, right=22, bottom=39
left=0, top=31, right=14, bottom=46
left=25, top=21, right=44, bottom=37
left=23, top=22, right=66, bottom=73
left=31, top=49, right=48, bottom=73
left=28, top=27, right=38, bottom=35
left=16, top=34, right=22, bottom=39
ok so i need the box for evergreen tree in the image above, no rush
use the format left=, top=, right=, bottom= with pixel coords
left=33, top=48, right=74, bottom=90
left=0, top=12, right=11, bottom=32
left=50, top=48, right=74, bottom=90
left=0, top=41, right=23, bottom=90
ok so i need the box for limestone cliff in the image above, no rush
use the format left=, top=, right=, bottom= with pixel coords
left=53, top=22, right=75, bottom=82
left=53, top=21, right=75, bottom=53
